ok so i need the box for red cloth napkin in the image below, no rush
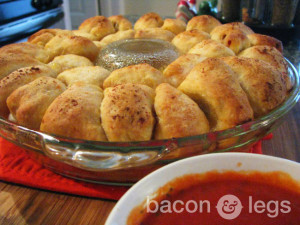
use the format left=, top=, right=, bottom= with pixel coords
left=0, top=135, right=271, bottom=200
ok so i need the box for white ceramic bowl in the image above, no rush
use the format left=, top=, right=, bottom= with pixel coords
left=105, top=153, right=300, bottom=225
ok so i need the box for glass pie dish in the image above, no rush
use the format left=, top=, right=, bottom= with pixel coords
left=0, top=59, right=299, bottom=185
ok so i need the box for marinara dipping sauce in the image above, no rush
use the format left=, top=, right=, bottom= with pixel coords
left=127, top=171, right=300, bottom=225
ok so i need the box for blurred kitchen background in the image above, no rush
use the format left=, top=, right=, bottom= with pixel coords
left=1, top=0, right=299, bottom=45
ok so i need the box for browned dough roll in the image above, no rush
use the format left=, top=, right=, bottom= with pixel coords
left=134, top=12, right=164, bottom=30
left=48, top=54, right=94, bottom=74
left=0, top=65, right=57, bottom=118
left=134, top=28, right=175, bottom=42
left=57, top=66, right=110, bottom=88
left=154, top=83, right=210, bottom=139
left=161, top=18, right=186, bottom=35
left=7, top=76, right=66, bottom=130
left=0, top=53, right=43, bottom=81
left=221, top=56, right=287, bottom=117
left=247, top=33, right=283, bottom=53
left=171, top=29, right=211, bottom=54
left=41, top=83, right=107, bottom=141
left=188, top=39, right=235, bottom=58
left=108, top=15, right=133, bottom=31
left=103, top=63, right=165, bottom=89
left=79, top=16, right=116, bottom=40
left=239, top=45, right=291, bottom=91
left=178, top=58, right=254, bottom=131
left=45, top=35, right=99, bottom=62
left=0, top=42, right=50, bottom=63
left=186, top=15, right=222, bottom=33
left=101, top=83, right=155, bottom=142
left=163, top=54, right=206, bottom=87
left=28, top=28, right=74, bottom=47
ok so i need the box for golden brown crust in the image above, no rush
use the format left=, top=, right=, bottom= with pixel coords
left=178, top=58, right=253, bottom=131
left=171, top=29, right=211, bottom=54
left=154, top=83, right=209, bottom=139
left=48, top=54, right=94, bottom=74
left=221, top=56, right=287, bottom=117
left=188, top=39, right=235, bottom=57
left=45, top=35, right=99, bottom=62
left=28, top=29, right=74, bottom=47
left=238, top=45, right=291, bottom=91
left=108, top=15, right=133, bottom=31
left=0, top=53, right=43, bottom=81
left=247, top=33, right=283, bottom=53
left=101, top=84, right=155, bottom=142
left=40, top=83, right=107, bottom=141
left=186, top=15, right=222, bottom=33
left=163, top=54, right=206, bottom=87
left=0, top=42, right=50, bottom=63
left=72, top=30, right=99, bottom=41
left=211, top=28, right=251, bottom=54
left=134, top=12, right=164, bottom=30
left=93, top=41, right=103, bottom=50
left=98, top=30, right=135, bottom=48
left=57, top=66, right=110, bottom=88
left=0, top=65, right=57, bottom=118
left=79, top=16, right=116, bottom=40
left=103, top=63, right=165, bottom=89
left=7, top=76, right=66, bottom=130
left=211, top=22, right=254, bottom=35
left=134, top=28, right=175, bottom=42
left=161, top=18, right=186, bottom=35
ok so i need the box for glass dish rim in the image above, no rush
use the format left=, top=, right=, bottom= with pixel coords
left=0, top=58, right=299, bottom=152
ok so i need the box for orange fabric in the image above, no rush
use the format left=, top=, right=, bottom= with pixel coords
left=0, top=135, right=269, bottom=200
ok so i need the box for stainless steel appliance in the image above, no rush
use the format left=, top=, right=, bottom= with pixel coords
left=0, top=0, right=64, bottom=46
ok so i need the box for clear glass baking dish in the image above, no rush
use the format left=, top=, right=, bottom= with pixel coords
left=0, top=59, right=299, bottom=185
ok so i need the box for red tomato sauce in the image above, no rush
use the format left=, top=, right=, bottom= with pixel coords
left=127, top=171, right=300, bottom=225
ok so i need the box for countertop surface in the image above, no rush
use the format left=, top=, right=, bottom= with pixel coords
left=0, top=29, right=300, bottom=225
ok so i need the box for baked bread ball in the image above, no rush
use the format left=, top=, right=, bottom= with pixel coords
left=48, top=54, right=94, bottom=74
left=154, top=83, right=209, bottom=139
left=41, top=83, right=107, bottom=141
left=161, top=18, right=186, bottom=35
left=97, top=30, right=135, bottom=49
left=163, top=54, right=206, bottom=87
left=108, top=15, right=132, bottom=31
left=0, top=53, right=43, bottom=80
left=238, top=46, right=291, bottom=91
left=186, top=15, right=222, bottom=33
left=28, top=29, right=74, bottom=47
left=247, top=33, right=283, bottom=53
left=79, top=16, right=116, bottom=40
left=101, top=83, right=155, bottom=142
left=211, top=22, right=254, bottom=35
left=188, top=39, right=235, bottom=57
left=7, top=76, right=66, bottom=130
left=0, top=65, right=56, bottom=117
left=211, top=28, right=251, bottom=54
left=0, top=42, right=50, bottom=63
left=103, top=63, right=165, bottom=89
left=72, top=30, right=99, bottom=41
left=221, top=56, right=287, bottom=117
left=57, top=66, right=110, bottom=88
left=45, top=35, right=99, bottom=62
left=171, top=29, right=211, bottom=54
left=135, top=28, right=175, bottom=42
left=134, top=12, right=164, bottom=30
left=178, top=58, right=253, bottom=131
